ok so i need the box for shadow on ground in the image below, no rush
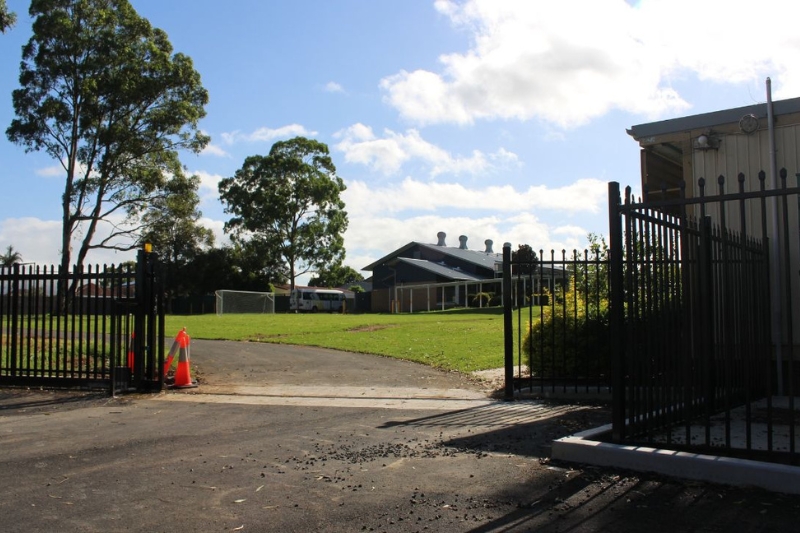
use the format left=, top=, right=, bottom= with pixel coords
left=0, top=389, right=120, bottom=416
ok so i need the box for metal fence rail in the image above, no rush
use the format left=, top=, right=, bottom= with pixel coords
left=502, top=245, right=611, bottom=399
left=0, top=248, right=165, bottom=393
left=502, top=170, right=799, bottom=465
left=0, top=263, right=134, bottom=389
left=610, top=170, right=799, bottom=465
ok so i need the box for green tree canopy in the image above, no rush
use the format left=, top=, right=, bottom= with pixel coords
left=308, top=263, right=364, bottom=288
left=6, top=0, right=208, bottom=304
left=218, top=137, right=348, bottom=292
left=181, top=245, right=286, bottom=296
left=511, top=244, right=538, bottom=276
left=0, top=0, right=16, bottom=32
left=0, top=245, right=23, bottom=267
left=140, top=174, right=214, bottom=300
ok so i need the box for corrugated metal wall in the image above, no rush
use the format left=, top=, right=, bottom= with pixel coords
left=690, top=124, right=800, bottom=351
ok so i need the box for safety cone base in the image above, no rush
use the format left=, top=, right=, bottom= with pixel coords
left=167, top=381, right=198, bottom=390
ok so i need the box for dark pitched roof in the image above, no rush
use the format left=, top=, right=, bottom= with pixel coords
left=362, top=241, right=501, bottom=271
left=418, top=243, right=501, bottom=270
left=395, top=257, right=484, bottom=282
left=362, top=242, right=419, bottom=271
left=627, top=96, right=800, bottom=140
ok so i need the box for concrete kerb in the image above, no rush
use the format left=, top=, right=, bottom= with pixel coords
left=156, top=384, right=497, bottom=410
left=552, top=423, right=800, bottom=495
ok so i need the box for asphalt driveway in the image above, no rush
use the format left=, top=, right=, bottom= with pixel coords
left=1, top=340, right=799, bottom=532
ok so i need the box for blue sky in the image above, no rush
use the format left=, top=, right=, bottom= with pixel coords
left=1, top=0, right=797, bottom=283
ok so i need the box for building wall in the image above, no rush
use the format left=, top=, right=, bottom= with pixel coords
left=371, top=264, right=396, bottom=291
left=688, top=123, right=800, bottom=349
left=371, top=288, right=392, bottom=313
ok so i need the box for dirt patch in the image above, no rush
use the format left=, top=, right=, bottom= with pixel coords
left=471, top=366, right=531, bottom=393
left=246, top=333, right=289, bottom=341
left=347, top=325, right=390, bottom=333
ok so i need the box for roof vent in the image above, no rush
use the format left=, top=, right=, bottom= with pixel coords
left=436, top=232, right=447, bottom=246
left=484, top=239, right=494, bottom=254
left=459, top=235, right=468, bottom=250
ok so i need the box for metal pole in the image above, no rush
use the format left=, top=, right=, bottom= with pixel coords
left=767, top=78, right=784, bottom=395
left=503, top=243, right=514, bottom=400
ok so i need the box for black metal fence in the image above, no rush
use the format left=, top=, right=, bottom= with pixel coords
left=0, top=249, right=165, bottom=394
left=503, top=169, right=800, bottom=465
left=609, top=170, right=799, bottom=465
left=502, top=245, right=611, bottom=399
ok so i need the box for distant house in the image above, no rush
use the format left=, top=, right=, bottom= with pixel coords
left=363, top=232, right=502, bottom=312
left=75, top=282, right=113, bottom=297
left=364, top=232, right=571, bottom=313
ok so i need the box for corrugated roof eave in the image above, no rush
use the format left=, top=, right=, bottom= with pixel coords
left=628, top=96, right=800, bottom=141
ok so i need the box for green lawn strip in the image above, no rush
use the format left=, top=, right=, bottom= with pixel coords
left=165, top=307, right=540, bottom=374
left=1, top=308, right=539, bottom=374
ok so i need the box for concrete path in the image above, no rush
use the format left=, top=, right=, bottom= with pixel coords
left=158, top=339, right=498, bottom=410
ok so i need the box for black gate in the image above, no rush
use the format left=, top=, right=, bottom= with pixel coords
left=609, top=170, right=799, bottom=464
left=0, top=247, right=165, bottom=394
left=502, top=245, right=611, bottom=399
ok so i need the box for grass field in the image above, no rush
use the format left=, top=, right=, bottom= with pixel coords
left=165, top=307, right=538, bottom=373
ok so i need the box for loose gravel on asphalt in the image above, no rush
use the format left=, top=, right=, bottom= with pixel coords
left=1, top=340, right=799, bottom=532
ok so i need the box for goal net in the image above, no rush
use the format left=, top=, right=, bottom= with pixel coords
left=215, top=290, right=276, bottom=316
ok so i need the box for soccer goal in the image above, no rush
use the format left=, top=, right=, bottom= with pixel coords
left=215, top=290, right=276, bottom=316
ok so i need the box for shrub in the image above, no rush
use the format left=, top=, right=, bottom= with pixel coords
left=471, top=291, right=495, bottom=307
left=522, top=281, right=610, bottom=379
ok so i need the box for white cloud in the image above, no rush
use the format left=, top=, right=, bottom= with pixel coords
left=489, top=147, right=519, bottom=166
left=0, top=218, right=63, bottom=265
left=200, top=143, right=230, bottom=157
left=198, top=217, right=231, bottom=248
left=193, top=170, right=224, bottom=198
left=553, top=225, right=589, bottom=239
left=0, top=216, right=137, bottom=267
left=35, top=165, right=64, bottom=178
left=334, top=123, right=518, bottom=176
left=341, top=176, right=604, bottom=271
left=345, top=211, right=588, bottom=272
left=382, top=0, right=800, bottom=128
left=36, top=158, right=91, bottom=179
left=221, top=124, right=317, bottom=145
left=324, top=81, right=345, bottom=93
left=343, top=176, right=606, bottom=216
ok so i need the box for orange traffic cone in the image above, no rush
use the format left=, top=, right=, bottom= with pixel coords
left=127, top=333, right=135, bottom=371
left=171, top=329, right=197, bottom=389
left=163, top=328, right=186, bottom=379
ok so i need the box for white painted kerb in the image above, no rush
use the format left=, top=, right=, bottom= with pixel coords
left=552, top=424, right=800, bottom=495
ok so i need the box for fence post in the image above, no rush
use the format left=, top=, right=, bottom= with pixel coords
left=133, top=248, right=146, bottom=390
left=699, top=216, right=716, bottom=417
left=9, top=263, right=20, bottom=378
left=608, top=182, right=626, bottom=442
left=503, top=242, right=514, bottom=400
left=134, top=244, right=164, bottom=391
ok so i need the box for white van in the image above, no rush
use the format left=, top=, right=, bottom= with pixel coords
left=289, top=288, right=345, bottom=313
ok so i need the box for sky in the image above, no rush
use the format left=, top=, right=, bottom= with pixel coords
left=1, top=0, right=798, bottom=285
